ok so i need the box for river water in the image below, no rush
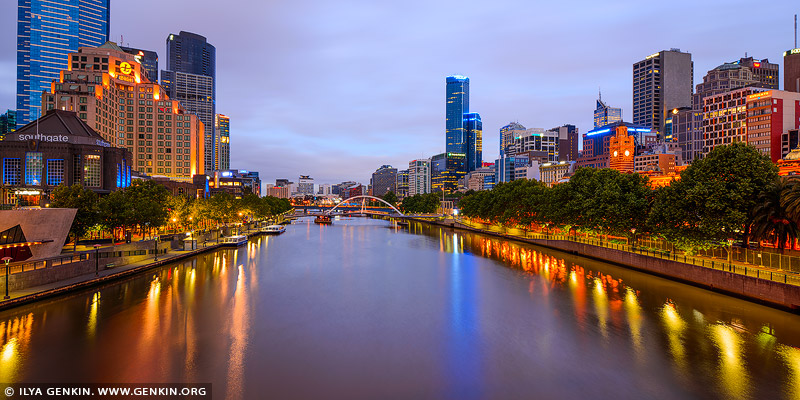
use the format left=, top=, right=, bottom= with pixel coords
left=1, top=217, right=800, bottom=399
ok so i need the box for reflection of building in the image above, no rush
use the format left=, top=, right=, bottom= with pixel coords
left=786, top=48, right=800, bottom=93
left=745, top=90, right=800, bottom=162
left=162, top=32, right=216, bottom=173
left=371, top=165, right=397, bottom=197
left=608, top=125, right=635, bottom=173
left=408, top=159, right=431, bottom=196
left=540, top=161, right=576, bottom=187
left=16, top=0, right=110, bottom=127
left=42, top=42, right=206, bottom=181
left=215, top=114, right=230, bottom=170
left=633, top=49, right=693, bottom=136
left=0, top=110, right=132, bottom=206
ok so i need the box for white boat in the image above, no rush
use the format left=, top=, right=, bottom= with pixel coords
left=220, top=235, right=248, bottom=247
left=262, top=225, right=286, bottom=234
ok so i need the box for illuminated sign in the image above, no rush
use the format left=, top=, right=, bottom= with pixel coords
left=18, top=133, right=68, bottom=142
left=645, top=52, right=659, bottom=60
left=447, top=153, right=466, bottom=157
left=786, top=48, right=800, bottom=56
left=747, top=91, right=772, bottom=100
left=753, top=62, right=761, bottom=68
left=119, top=62, right=133, bottom=75
left=587, top=128, right=610, bottom=136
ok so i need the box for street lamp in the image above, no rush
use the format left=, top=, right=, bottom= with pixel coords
left=93, top=244, right=101, bottom=276
left=727, top=238, right=735, bottom=266
left=630, top=228, right=637, bottom=251
left=154, top=235, right=159, bottom=261
left=2, top=256, right=12, bottom=299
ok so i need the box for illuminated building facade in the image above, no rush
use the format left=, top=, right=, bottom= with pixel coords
left=633, top=49, right=693, bottom=136
left=0, top=110, right=131, bottom=206
left=499, top=122, right=525, bottom=157
left=463, top=112, right=482, bottom=172
left=210, top=169, right=261, bottom=198
left=594, top=97, right=622, bottom=129
left=395, top=169, right=409, bottom=199
left=120, top=46, right=159, bottom=83
left=786, top=48, right=800, bottom=93
left=540, top=161, right=576, bottom=187
left=702, top=86, right=766, bottom=155
left=42, top=42, right=206, bottom=181
left=408, top=159, right=431, bottom=196
left=464, top=167, right=495, bottom=191
left=446, top=76, right=469, bottom=156
left=608, top=125, right=635, bottom=173
left=431, top=153, right=466, bottom=193
left=371, top=165, right=397, bottom=197
left=580, top=121, right=655, bottom=163
left=513, top=128, right=558, bottom=162
left=297, top=175, right=314, bottom=196
left=162, top=32, right=216, bottom=174
left=16, top=0, right=110, bottom=128
left=745, top=90, right=800, bottom=162
left=215, top=114, right=230, bottom=170
left=634, top=153, right=676, bottom=174
left=735, top=57, right=779, bottom=89
left=0, top=110, right=16, bottom=138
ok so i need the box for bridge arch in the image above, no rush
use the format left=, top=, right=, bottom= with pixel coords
left=326, top=195, right=404, bottom=216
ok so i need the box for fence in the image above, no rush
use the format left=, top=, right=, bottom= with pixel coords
left=455, top=219, right=800, bottom=287
left=3, top=247, right=169, bottom=277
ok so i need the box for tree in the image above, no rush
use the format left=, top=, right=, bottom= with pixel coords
left=382, top=191, right=398, bottom=206
left=781, top=176, right=800, bottom=222
left=751, top=177, right=798, bottom=253
left=649, top=142, right=778, bottom=252
left=50, top=184, right=99, bottom=251
left=401, top=193, right=440, bottom=214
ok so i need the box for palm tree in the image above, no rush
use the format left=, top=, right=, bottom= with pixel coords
left=781, top=176, right=800, bottom=222
left=752, top=177, right=799, bottom=253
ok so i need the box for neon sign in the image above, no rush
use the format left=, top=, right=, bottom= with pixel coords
left=120, top=62, right=133, bottom=75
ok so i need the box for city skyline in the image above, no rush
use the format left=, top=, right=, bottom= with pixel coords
left=0, top=0, right=798, bottom=184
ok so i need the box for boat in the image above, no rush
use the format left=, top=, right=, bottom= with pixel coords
left=262, top=225, right=286, bottom=234
left=220, top=235, right=248, bottom=247
left=314, top=215, right=332, bottom=224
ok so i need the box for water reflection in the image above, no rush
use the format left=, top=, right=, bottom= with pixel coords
left=710, top=323, right=750, bottom=399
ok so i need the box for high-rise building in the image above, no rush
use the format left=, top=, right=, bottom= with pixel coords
left=702, top=86, right=767, bottom=155
left=735, top=57, right=779, bottom=89
left=499, top=122, right=526, bottom=157
left=633, top=49, right=693, bottom=136
left=395, top=169, right=409, bottom=199
left=370, top=165, right=397, bottom=197
left=42, top=42, right=206, bottom=181
left=786, top=48, right=800, bottom=93
left=297, top=175, right=314, bottom=195
left=0, top=110, right=17, bottom=138
left=552, top=124, right=579, bottom=161
left=215, top=114, right=230, bottom=170
left=162, top=32, right=216, bottom=174
left=446, top=76, right=469, bottom=156
left=431, top=153, right=466, bottom=193
left=594, top=96, right=622, bottom=129
left=408, top=159, right=431, bottom=196
left=463, top=112, right=482, bottom=172
left=120, top=46, right=159, bottom=83
left=745, top=90, right=800, bottom=162
left=513, top=128, right=558, bottom=162
left=16, top=0, right=110, bottom=128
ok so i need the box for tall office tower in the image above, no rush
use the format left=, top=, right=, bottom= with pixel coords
left=120, top=46, right=159, bottom=83
left=552, top=124, right=579, bottom=161
left=16, top=0, right=110, bottom=127
left=0, top=110, right=17, bottom=137
left=162, top=32, right=216, bottom=174
left=445, top=75, right=469, bottom=155
left=371, top=165, right=398, bottom=197
left=43, top=42, right=206, bottom=181
left=633, top=49, right=693, bottom=136
left=395, top=169, right=409, bottom=199
left=499, top=122, right=526, bottom=157
left=463, top=112, right=482, bottom=172
left=735, top=57, right=779, bottom=89
left=786, top=48, right=800, bottom=93
left=215, top=114, right=230, bottom=170
left=408, top=159, right=431, bottom=196
left=594, top=95, right=622, bottom=129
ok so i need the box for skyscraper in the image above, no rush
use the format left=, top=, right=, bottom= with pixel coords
left=120, top=46, right=159, bottom=83
left=445, top=75, right=469, bottom=156
left=16, top=0, right=110, bottom=127
left=499, top=122, right=526, bottom=157
left=633, top=49, right=693, bottom=136
left=215, top=114, right=230, bottom=170
left=162, top=32, right=216, bottom=174
left=786, top=48, right=800, bottom=93
left=594, top=95, right=622, bottom=129
left=370, top=165, right=397, bottom=197
left=463, top=112, right=482, bottom=172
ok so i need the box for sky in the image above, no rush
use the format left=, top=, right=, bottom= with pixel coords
left=0, top=0, right=798, bottom=186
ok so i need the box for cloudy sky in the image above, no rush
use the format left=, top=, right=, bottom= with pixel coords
left=0, top=0, right=798, bottom=185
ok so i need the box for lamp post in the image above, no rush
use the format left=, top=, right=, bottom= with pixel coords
left=727, top=238, right=735, bottom=267
left=2, top=257, right=12, bottom=300
left=630, top=228, right=637, bottom=252
left=93, top=244, right=101, bottom=276
left=154, top=236, right=159, bottom=261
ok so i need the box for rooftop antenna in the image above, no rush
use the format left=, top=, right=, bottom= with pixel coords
left=598, top=87, right=602, bottom=101
left=795, top=14, right=797, bottom=48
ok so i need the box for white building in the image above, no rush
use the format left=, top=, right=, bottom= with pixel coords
left=298, top=175, right=314, bottom=196
left=408, top=159, right=431, bottom=196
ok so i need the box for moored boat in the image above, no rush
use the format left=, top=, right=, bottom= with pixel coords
left=220, top=235, right=248, bottom=247
left=263, top=225, right=286, bottom=234
left=314, top=215, right=332, bottom=224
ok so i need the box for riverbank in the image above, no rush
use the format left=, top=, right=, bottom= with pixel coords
left=411, top=217, right=800, bottom=313
left=0, top=229, right=265, bottom=312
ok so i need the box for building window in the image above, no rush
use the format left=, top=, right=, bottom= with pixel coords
left=83, top=155, right=101, bottom=187
left=3, top=158, right=21, bottom=185
left=46, top=159, right=65, bottom=186
left=25, top=152, right=43, bottom=186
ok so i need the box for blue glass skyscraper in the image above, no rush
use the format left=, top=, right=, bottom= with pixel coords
left=445, top=75, right=469, bottom=156
left=16, top=0, right=110, bottom=127
left=463, top=112, right=482, bottom=172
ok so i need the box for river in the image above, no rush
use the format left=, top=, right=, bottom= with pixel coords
left=1, top=217, right=799, bottom=399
